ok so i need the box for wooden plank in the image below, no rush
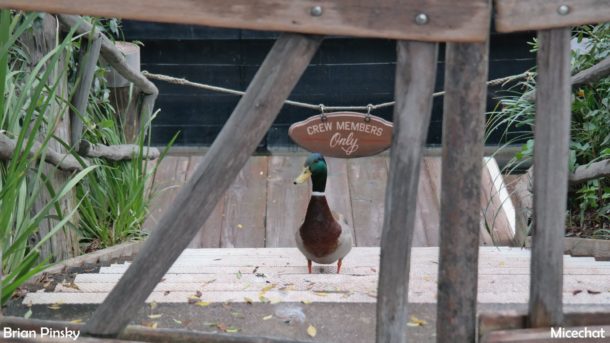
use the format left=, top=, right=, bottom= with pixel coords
left=265, top=155, right=310, bottom=247
left=529, top=28, right=572, bottom=328
left=187, top=155, right=224, bottom=248
left=480, top=158, right=515, bottom=245
left=416, top=159, right=441, bottom=246
left=0, top=0, right=491, bottom=43
left=495, top=0, right=610, bottom=33
left=376, top=41, right=438, bottom=343
left=437, top=40, right=490, bottom=343
left=221, top=156, right=268, bottom=248
left=347, top=157, right=388, bottom=246
left=82, top=34, right=322, bottom=337
left=70, top=31, right=101, bottom=147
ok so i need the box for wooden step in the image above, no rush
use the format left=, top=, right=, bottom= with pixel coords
left=24, top=247, right=610, bottom=306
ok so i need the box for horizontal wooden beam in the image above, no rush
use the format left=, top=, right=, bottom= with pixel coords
left=0, top=0, right=491, bottom=42
left=495, top=0, right=610, bottom=32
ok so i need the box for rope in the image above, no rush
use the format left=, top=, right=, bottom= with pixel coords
left=142, top=70, right=531, bottom=112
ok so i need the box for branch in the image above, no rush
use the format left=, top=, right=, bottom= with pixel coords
left=570, top=159, right=610, bottom=184
left=79, top=140, right=160, bottom=161
left=0, top=132, right=85, bottom=172
left=57, top=15, right=158, bottom=96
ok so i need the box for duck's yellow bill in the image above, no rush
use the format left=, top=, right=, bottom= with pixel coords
left=294, top=167, right=311, bottom=184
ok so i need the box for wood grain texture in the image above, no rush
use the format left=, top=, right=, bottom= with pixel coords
left=82, top=34, right=321, bottom=337
left=265, top=155, right=310, bottom=247
left=187, top=155, right=224, bottom=248
left=529, top=28, right=571, bottom=328
left=347, top=157, right=388, bottom=246
left=376, top=41, right=438, bottom=343
left=495, top=0, right=610, bottom=32
left=221, top=157, right=268, bottom=248
left=1, top=0, right=491, bottom=43
left=437, top=40, right=489, bottom=343
left=70, top=32, right=101, bottom=147
left=78, top=140, right=160, bottom=161
left=324, top=157, right=354, bottom=229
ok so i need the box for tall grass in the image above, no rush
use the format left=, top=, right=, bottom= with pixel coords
left=0, top=12, right=96, bottom=305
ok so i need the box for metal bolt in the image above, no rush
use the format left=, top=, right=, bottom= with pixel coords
left=310, top=6, right=323, bottom=17
left=557, top=4, right=570, bottom=15
left=415, top=13, right=429, bottom=25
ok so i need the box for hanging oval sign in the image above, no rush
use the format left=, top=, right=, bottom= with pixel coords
left=288, top=111, right=393, bottom=158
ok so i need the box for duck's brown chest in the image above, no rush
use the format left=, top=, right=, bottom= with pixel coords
left=299, top=196, right=341, bottom=258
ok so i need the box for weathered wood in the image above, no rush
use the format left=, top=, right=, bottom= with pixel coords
left=572, top=56, right=610, bottom=87
left=376, top=41, right=438, bottom=343
left=324, top=157, right=354, bottom=230
left=480, top=158, right=515, bottom=245
left=347, top=157, right=388, bottom=246
left=437, top=40, right=489, bottom=343
left=529, top=28, right=571, bottom=328
left=70, top=31, right=102, bottom=148
left=82, top=34, right=322, bottom=337
left=0, top=0, right=491, bottom=42
left=187, top=155, right=224, bottom=248
left=220, top=157, right=268, bottom=248
left=1, top=317, right=310, bottom=343
left=495, top=0, right=610, bottom=32
left=0, top=132, right=84, bottom=171
left=265, top=155, right=309, bottom=247
left=570, top=159, right=610, bottom=184
left=78, top=140, right=160, bottom=161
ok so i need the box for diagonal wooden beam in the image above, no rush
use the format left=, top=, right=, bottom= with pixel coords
left=376, top=41, right=438, bottom=343
left=528, top=28, right=571, bottom=328
left=437, top=40, right=490, bottom=342
left=82, top=33, right=322, bottom=337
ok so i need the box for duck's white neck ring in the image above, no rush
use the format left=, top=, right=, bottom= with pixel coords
left=311, top=191, right=326, bottom=197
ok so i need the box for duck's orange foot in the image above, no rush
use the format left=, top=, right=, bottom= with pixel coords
left=308, top=260, right=312, bottom=274
left=337, top=258, right=343, bottom=274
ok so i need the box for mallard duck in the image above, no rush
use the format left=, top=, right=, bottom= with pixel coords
left=293, top=153, right=353, bottom=273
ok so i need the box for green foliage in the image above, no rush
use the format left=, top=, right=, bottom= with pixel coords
left=487, top=23, right=610, bottom=239
left=0, top=11, right=96, bottom=305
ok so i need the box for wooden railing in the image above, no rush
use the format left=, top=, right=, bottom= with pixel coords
left=0, top=0, right=608, bottom=342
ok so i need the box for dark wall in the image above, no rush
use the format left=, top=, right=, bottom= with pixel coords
left=122, top=21, right=536, bottom=148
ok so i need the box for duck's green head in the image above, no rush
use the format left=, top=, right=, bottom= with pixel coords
left=294, top=153, right=327, bottom=192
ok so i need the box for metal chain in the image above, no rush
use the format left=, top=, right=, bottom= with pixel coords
left=142, top=70, right=531, bottom=112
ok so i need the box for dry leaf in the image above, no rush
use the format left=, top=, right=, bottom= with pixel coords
left=407, top=315, right=427, bottom=327
left=216, top=323, right=228, bottom=331
left=573, top=289, right=583, bottom=295
left=263, top=315, right=273, bottom=320
left=236, top=271, right=242, bottom=279
left=301, top=300, right=312, bottom=304
left=237, top=224, right=244, bottom=229
left=499, top=261, right=506, bottom=267
left=225, top=326, right=240, bottom=333
left=48, top=303, right=62, bottom=310
left=307, top=324, right=317, bottom=337
left=195, top=301, right=210, bottom=307
left=148, top=314, right=163, bottom=319
left=269, top=298, right=281, bottom=304
left=314, top=292, right=328, bottom=297
left=587, top=290, right=601, bottom=295
left=173, top=318, right=182, bottom=325
left=149, top=301, right=158, bottom=310
left=244, top=297, right=254, bottom=304
left=261, top=284, right=276, bottom=293
left=259, top=295, right=270, bottom=303
left=24, top=309, right=32, bottom=319
left=69, top=319, right=82, bottom=324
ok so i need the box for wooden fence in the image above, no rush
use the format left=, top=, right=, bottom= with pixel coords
left=0, top=0, right=609, bottom=342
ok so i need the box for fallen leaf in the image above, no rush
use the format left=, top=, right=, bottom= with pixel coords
left=164, top=291, right=170, bottom=296
left=244, top=297, right=254, bottom=304
left=263, top=315, right=273, bottom=320
left=314, top=292, right=328, bottom=297
left=587, top=290, right=601, bottom=295
left=149, top=301, right=158, bottom=310
left=216, top=323, right=228, bottom=332
left=142, top=321, right=158, bottom=329
left=307, top=324, right=317, bottom=337
left=236, top=271, right=242, bottom=279
left=269, top=298, right=281, bottom=304
left=237, top=224, right=244, bottom=229
left=499, top=261, right=506, bottom=267
left=24, top=309, right=32, bottom=319
left=48, top=303, right=62, bottom=310
left=148, top=313, right=163, bottom=319
left=261, top=284, right=276, bottom=293
left=69, top=319, right=82, bottom=324
left=225, top=326, right=240, bottom=333
left=259, top=295, right=270, bottom=303
left=573, top=289, right=583, bottom=295
left=195, top=290, right=202, bottom=298
left=301, top=300, right=312, bottom=305
left=407, top=315, right=427, bottom=327
left=173, top=318, right=182, bottom=325
left=231, top=311, right=244, bottom=318
left=195, top=301, right=210, bottom=307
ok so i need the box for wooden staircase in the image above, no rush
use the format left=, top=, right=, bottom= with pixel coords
left=24, top=247, right=610, bottom=306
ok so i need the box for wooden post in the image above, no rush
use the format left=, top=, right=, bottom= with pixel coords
left=436, top=41, right=489, bottom=342
left=82, top=33, right=322, bottom=337
left=376, top=41, right=438, bottom=343
left=70, top=30, right=102, bottom=148
left=528, top=28, right=571, bottom=328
